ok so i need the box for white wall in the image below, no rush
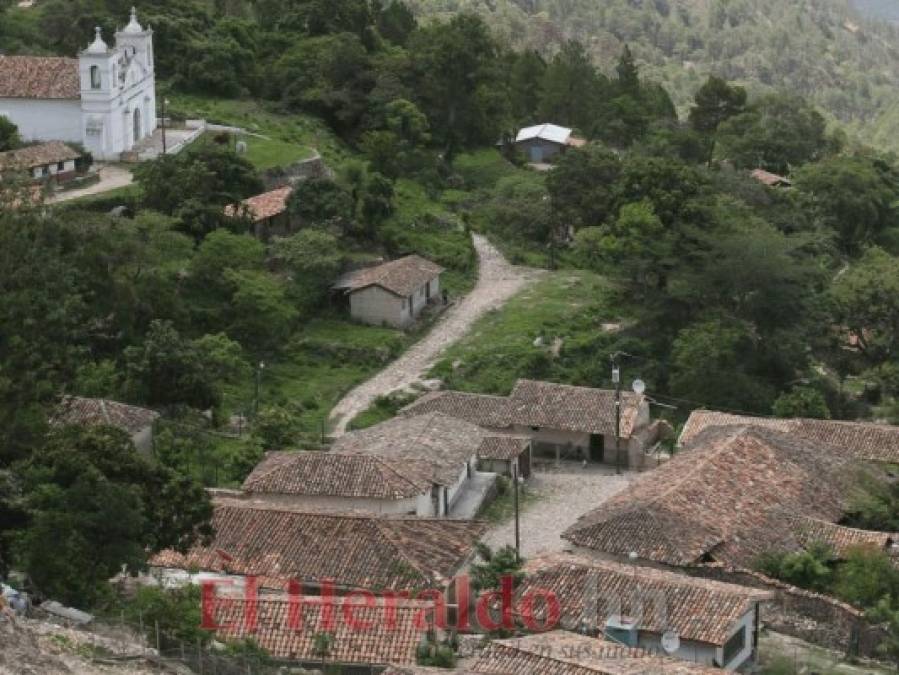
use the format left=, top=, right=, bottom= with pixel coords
left=716, top=606, right=756, bottom=670
left=445, top=455, right=477, bottom=512
left=0, top=98, right=82, bottom=144
left=349, top=285, right=407, bottom=327
left=637, top=632, right=719, bottom=668
left=238, top=491, right=422, bottom=516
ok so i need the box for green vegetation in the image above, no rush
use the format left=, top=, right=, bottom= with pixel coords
left=347, top=391, right=418, bottom=431
left=477, top=476, right=542, bottom=523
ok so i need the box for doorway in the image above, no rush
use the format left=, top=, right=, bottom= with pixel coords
left=589, top=434, right=604, bottom=462
left=133, top=108, right=142, bottom=144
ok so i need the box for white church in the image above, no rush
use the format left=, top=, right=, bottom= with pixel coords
left=0, top=8, right=157, bottom=161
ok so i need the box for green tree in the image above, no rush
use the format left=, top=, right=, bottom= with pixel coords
left=287, top=177, right=355, bottom=230
left=794, top=155, right=899, bottom=254
left=509, top=50, right=547, bottom=124
left=0, top=114, right=20, bottom=151
left=377, top=0, right=416, bottom=46
left=834, top=546, right=899, bottom=608
left=224, top=270, right=298, bottom=352
left=546, top=143, right=621, bottom=229
left=688, top=76, right=747, bottom=166
left=124, top=320, right=219, bottom=409
left=253, top=405, right=300, bottom=450
left=772, top=386, right=830, bottom=419
left=831, top=247, right=899, bottom=365
left=538, top=41, right=604, bottom=134
left=615, top=44, right=640, bottom=95
left=716, top=94, right=830, bottom=173
left=272, top=229, right=342, bottom=311
left=470, top=543, right=524, bottom=592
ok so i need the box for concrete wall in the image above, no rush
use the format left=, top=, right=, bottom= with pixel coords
left=0, top=98, right=82, bottom=144
left=131, top=425, right=154, bottom=454
left=515, top=138, right=565, bottom=163
left=445, top=455, right=478, bottom=512
left=239, top=491, right=423, bottom=516
left=637, top=633, right=719, bottom=668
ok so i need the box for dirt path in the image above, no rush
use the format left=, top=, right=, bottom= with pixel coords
left=328, top=234, right=539, bottom=435
left=482, top=462, right=633, bottom=558
left=48, top=164, right=134, bottom=203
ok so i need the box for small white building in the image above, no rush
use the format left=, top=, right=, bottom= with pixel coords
left=513, top=123, right=586, bottom=163
left=0, top=8, right=156, bottom=160
left=333, top=255, right=443, bottom=328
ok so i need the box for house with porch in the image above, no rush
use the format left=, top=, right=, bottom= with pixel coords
left=402, top=379, right=662, bottom=469
left=333, top=255, right=443, bottom=328
left=515, top=553, right=772, bottom=671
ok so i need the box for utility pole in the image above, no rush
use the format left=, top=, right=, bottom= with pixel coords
left=512, top=462, right=520, bottom=563
left=612, top=355, right=621, bottom=475
left=161, top=97, right=167, bottom=154
left=253, top=361, right=265, bottom=415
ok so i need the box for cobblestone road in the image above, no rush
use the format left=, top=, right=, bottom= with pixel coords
left=482, top=462, right=634, bottom=558
left=328, top=234, right=539, bottom=435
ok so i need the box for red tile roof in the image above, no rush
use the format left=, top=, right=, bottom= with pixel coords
left=789, top=516, right=897, bottom=558
left=329, top=413, right=486, bottom=487
left=564, top=426, right=858, bottom=567
left=402, top=380, right=645, bottom=438
left=149, top=501, right=485, bottom=590
left=51, top=396, right=159, bottom=435
left=210, top=595, right=433, bottom=666
left=680, top=410, right=899, bottom=464
left=477, top=436, right=531, bottom=461
left=0, top=141, right=81, bottom=170
left=334, top=255, right=444, bottom=297
left=0, top=56, right=80, bottom=99
left=402, top=391, right=513, bottom=428
left=509, top=380, right=643, bottom=437
left=243, top=451, right=431, bottom=499
left=517, top=553, right=771, bottom=646
left=470, top=631, right=721, bottom=674
left=224, top=186, right=292, bottom=222
left=750, top=168, right=792, bottom=187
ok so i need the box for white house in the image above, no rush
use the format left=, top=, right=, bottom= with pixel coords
left=0, top=141, right=81, bottom=183
left=513, top=123, right=586, bottom=163
left=0, top=8, right=156, bottom=160
left=333, top=255, right=443, bottom=328
left=51, top=395, right=159, bottom=453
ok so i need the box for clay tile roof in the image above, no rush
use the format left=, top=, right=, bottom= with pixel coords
left=149, top=500, right=486, bottom=590
left=789, top=516, right=897, bottom=558
left=750, top=168, right=792, bottom=187
left=334, top=255, right=444, bottom=297
left=470, top=631, right=721, bottom=674
left=0, top=56, right=80, bottom=99
left=679, top=410, right=899, bottom=464
left=51, top=396, right=159, bottom=435
left=330, top=413, right=487, bottom=487
left=517, top=553, right=772, bottom=647
left=243, top=451, right=431, bottom=499
left=563, top=425, right=858, bottom=567
left=224, top=186, right=291, bottom=222
left=401, top=391, right=513, bottom=428
left=477, top=435, right=530, bottom=461
left=0, top=141, right=81, bottom=171
left=210, top=596, right=433, bottom=666
left=509, top=380, right=643, bottom=437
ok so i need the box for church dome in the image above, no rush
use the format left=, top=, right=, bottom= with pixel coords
left=122, top=7, right=144, bottom=34
left=86, top=27, right=108, bottom=54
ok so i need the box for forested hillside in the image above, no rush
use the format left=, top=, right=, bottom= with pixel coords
left=409, top=0, right=899, bottom=152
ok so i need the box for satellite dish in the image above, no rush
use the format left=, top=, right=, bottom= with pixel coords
left=632, top=379, right=646, bottom=395
left=661, top=630, right=680, bottom=654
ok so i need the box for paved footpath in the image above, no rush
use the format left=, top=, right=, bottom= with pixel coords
left=48, top=164, right=133, bottom=203
left=328, top=234, right=539, bottom=435
left=482, top=462, right=633, bottom=558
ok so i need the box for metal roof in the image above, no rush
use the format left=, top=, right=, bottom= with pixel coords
left=515, top=123, right=573, bottom=145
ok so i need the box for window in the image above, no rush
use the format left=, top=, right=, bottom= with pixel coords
left=57, top=162, right=64, bottom=171
left=90, top=65, right=101, bottom=89
left=721, top=626, right=747, bottom=666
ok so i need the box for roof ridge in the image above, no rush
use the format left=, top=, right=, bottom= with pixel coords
left=491, top=639, right=624, bottom=673
left=244, top=450, right=299, bottom=488
left=372, top=455, right=431, bottom=493
left=373, top=520, right=432, bottom=583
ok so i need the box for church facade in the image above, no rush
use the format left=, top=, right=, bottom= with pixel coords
left=0, top=8, right=156, bottom=161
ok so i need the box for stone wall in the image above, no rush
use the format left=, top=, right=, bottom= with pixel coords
left=684, top=564, right=887, bottom=659
left=262, top=152, right=330, bottom=190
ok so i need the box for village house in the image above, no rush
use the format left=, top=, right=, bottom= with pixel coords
left=0, top=141, right=82, bottom=183
left=51, top=395, right=159, bottom=452
left=561, top=424, right=894, bottom=570
left=679, top=409, right=899, bottom=464
left=512, top=123, right=587, bottom=163
left=207, top=594, right=440, bottom=671
left=515, top=553, right=772, bottom=671
left=223, top=185, right=292, bottom=240
left=240, top=413, right=521, bottom=516
left=0, top=9, right=157, bottom=160
left=149, top=499, right=485, bottom=597
left=333, top=255, right=444, bottom=328
left=402, top=379, right=663, bottom=469
left=385, top=631, right=722, bottom=674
